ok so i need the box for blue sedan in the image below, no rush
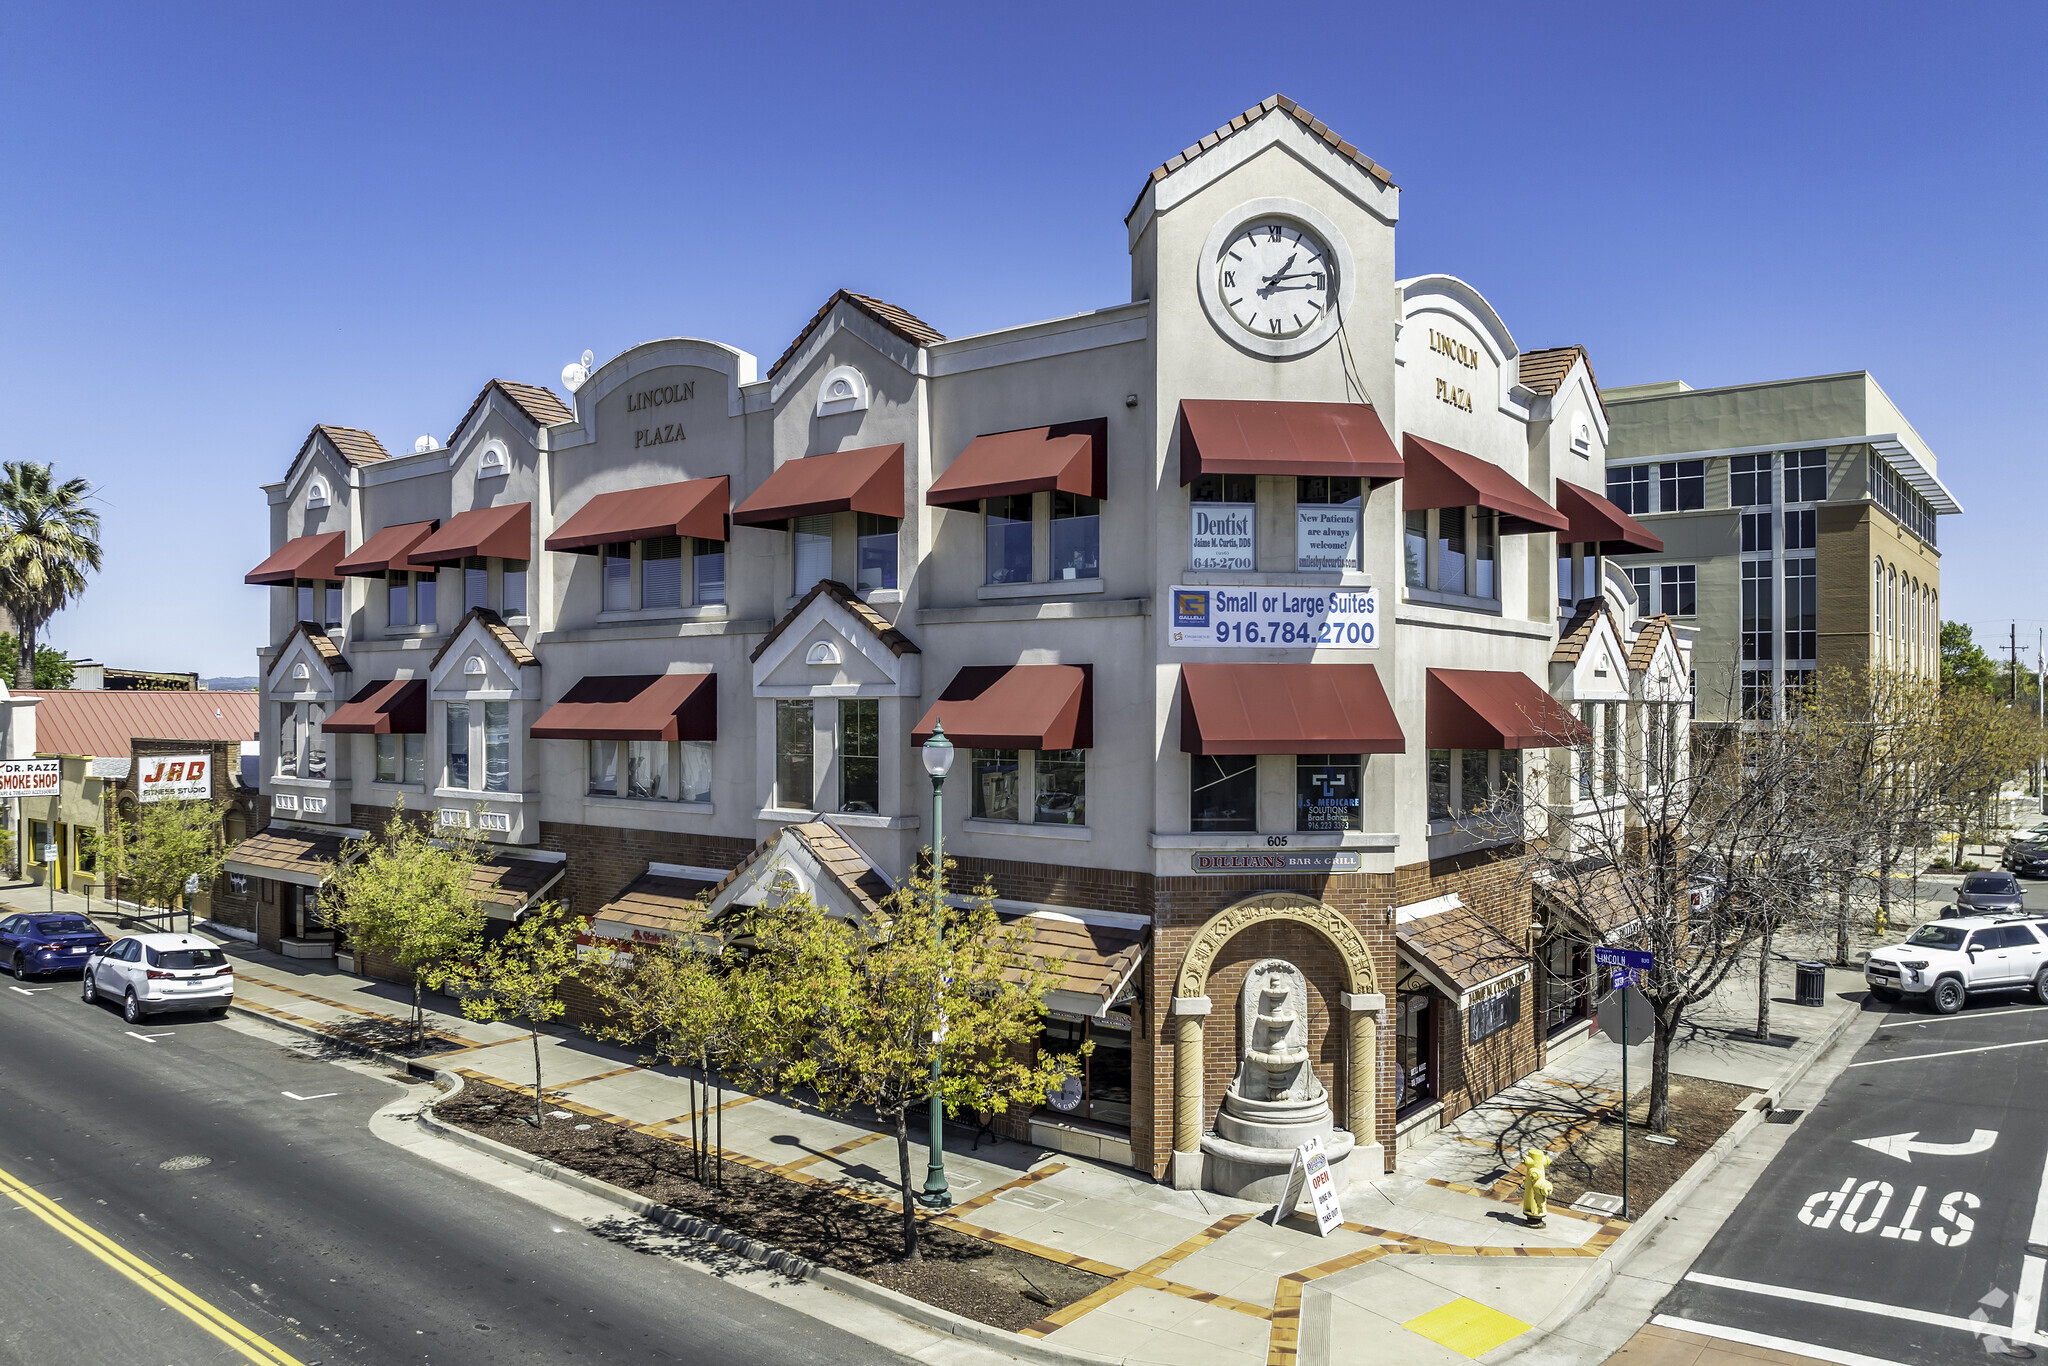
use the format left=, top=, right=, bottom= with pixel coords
left=0, top=912, right=112, bottom=979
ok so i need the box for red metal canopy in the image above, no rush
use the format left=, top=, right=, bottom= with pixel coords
left=335, top=521, right=439, bottom=578
left=1401, top=435, right=1569, bottom=535
left=1553, top=480, right=1663, bottom=554
left=245, top=532, right=346, bottom=586
left=911, top=665, right=1092, bottom=750
left=926, top=420, right=1107, bottom=511
left=546, top=476, right=730, bottom=552
left=1427, top=668, right=1590, bottom=749
left=322, top=678, right=427, bottom=734
left=1178, top=663, right=1405, bottom=756
left=1178, top=400, right=1403, bottom=486
left=528, top=673, right=718, bottom=742
left=732, top=445, right=903, bottom=526
left=410, top=503, right=533, bottom=566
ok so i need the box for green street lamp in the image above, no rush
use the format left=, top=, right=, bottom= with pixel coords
left=918, top=722, right=956, bottom=1210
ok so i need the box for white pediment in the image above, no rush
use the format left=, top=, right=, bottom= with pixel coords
left=266, top=629, right=346, bottom=700
left=701, top=826, right=886, bottom=932
left=752, top=594, right=919, bottom=698
left=429, top=613, right=536, bottom=698
left=1552, top=613, right=1632, bottom=704
left=1637, top=626, right=1690, bottom=703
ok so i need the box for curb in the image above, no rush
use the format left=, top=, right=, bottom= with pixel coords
left=225, top=999, right=448, bottom=1081
left=1489, top=993, right=1868, bottom=1363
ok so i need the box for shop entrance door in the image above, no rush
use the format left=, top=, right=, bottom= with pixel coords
left=1395, top=969, right=1441, bottom=1115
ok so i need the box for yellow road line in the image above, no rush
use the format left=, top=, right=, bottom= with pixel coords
left=0, top=1161, right=309, bottom=1365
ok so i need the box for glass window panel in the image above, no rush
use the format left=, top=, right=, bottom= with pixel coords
left=1407, top=511, right=1429, bottom=588
left=1580, top=550, right=1599, bottom=600
left=642, top=537, right=683, bottom=609
left=626, top=739, right=667, bottom=800
left=1661, top=564, right=1697, bottom=616
left=1190, top=473, right=1256, bottom=503
left=1295, top=478, right=1359, bottom=572
left=679, top=741, right=712, bottom=803
left=324, top=582, right=343, bottom=626
left=1475, top=513, right=1496, bottom=599
left=304, top=704, right=327, bottom=778
left=501, top=559, right=527, bottom=617
left=1659, top=460, right=1704, bottom=511
left=1577, top=705, right=1594, bottom=800
left=416, top=572, right=436, bottom=629
left=376, top=733, right=399, bottom=783
left=1742, top=560, right=1774, bottom=660
left=1783, top=508, right=1815, bottom=551
left=1437, top=510, right=1466, bottom=594
left=1785, top=449, right=1828, bottom=503
left=972, top=749, right=1019, bottom=820
left=774, top=700, right=812, bottom=809
left=1035, top=749, right=1087, bottom=825
left=1191, top=477, right=1254, bottom=571
left=985, top=495, right=1033, bottom=584
left=1050, top=493, right=1099, bottom=580
left=276, top=704, right=297, bottom=777
left=1603, top=705, right=1621, bottom=796
left=1558, top=546, right=1574, bottom=604
left=1607, top=464, right=1651, bottom=515
left=1190, top=754, right=1256, bottom=832
left=1295, top=754, right=1361, bottom=832
left=792, top=515, right=832, bottom=592
left=463, top=556, right=489, bottom=613
left=296, top=583, right=314, bottom=623
left=588, top=739, right=618, bottom=796
left=1625, top=566, right=1653, bottom=606
left=838, top=699, right=879, bottom=813
left=1498, top=750, right=1521, bottom=812
left=404, top=732, right=425, bottom=785
left=1461, top=750, right=1489, bottom=815
left=1427, top=749, right=1452, bottom=822
left=445, top=702, right=470, bottom=789
left=856, top=514, right=898, bottom=594
left=483, top=701, right=509, bottom=793
left=693, top=539, right=725, bottom=606
left=1086, top=1021, right=1132, bottom=1127
left=602, top=543, right=633, bottom=612
left=1730, top=453, right=1773, bottom=508
left=387, top=571, right=410, bottom=626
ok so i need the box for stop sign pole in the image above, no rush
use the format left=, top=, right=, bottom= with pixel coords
left=1595, top=947, right=1654, bottom=1219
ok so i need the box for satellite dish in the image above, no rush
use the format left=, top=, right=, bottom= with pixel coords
left=414, top=435, right=441, bottom=454
left=581, top=349, right=594, bottom=368
left=562, top=361, right=589, bottom=392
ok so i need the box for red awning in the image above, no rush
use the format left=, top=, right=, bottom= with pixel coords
left=1402, top=435, right=1569, bottom=534
left=410, top=503, right=533, bottom=565
left=1427, top=668, right=1590, bottom=749
left=1178, top=400, right=1402, bottom=486
left=546, top=476, right=730, bottom=552
left=731, top=445, right=903, bottom=526
left=911, top=665, right=1092, bottom=749
left=529, top=673, right=717, bottom=742
left=1554, top=480, right=1663, bottom=554
left=1179, top=663, right=1405, bottom=756
left=322, top=678, right=427, bottom=734
left=245, top=532, right=346, bottom=585
left=335, top=521, right=439, bottom=578
left=926, top=421, right=1107, bottom=511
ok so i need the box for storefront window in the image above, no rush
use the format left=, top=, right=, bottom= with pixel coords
left=985, top=495, right=1033, bottom=584
left=1396, top=971, right=1437, bottom=1114
left=775, top=700, right=813, bottom=809
left=641, top=538, right=682, bottom=609
left=1051, top=492, right=1100, bottom=581
left=693, top=539, right=724, bottom=606
left=839, top=699, right=878, bottom=813
left=1295, top=754, right=1360, bottom=832
left=1190, top=474, right=1255, bottom=571
left=1034, top=749, right=1086, bottom=825
left=972, top=749, right=1019, bottom=820
left=1295, top=477, right=1361, bottom=572
left=1038, top=1011, right=1134, bottom=1129
left=1190, top=753, right=1256, bottom=831
left=1541, top=936, right=1591, bottom=1036
left=856, top=514, right=898, bottom=594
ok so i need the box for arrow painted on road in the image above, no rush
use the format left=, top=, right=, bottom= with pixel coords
left=280, top=1091, right=337, bottom=1102
left=10, top=986, right=51, bottom=995
left=124, top=1031, right=174, bottom=1043
left=1853, top=1129, right=1999, bottom=1163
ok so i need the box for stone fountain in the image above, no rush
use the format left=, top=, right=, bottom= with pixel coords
left=1198, top=958, right=1355, bottom=1201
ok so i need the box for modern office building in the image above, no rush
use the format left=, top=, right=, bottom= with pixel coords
left=240, top=95, right=1688, bottom=1180
left=1601, top=372, right=1958, bottom=722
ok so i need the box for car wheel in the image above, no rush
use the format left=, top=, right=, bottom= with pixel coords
left=2035, top=968, right=2048, bottom=1006
left=81, top=972, right=96, bottom=1003
left=1933, top=977, right=1966, bottom=1014
left=122, top=989, right=142, bottom=1025
left=9, top=954, right=24, bottom=981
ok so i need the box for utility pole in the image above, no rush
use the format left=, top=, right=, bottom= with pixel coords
left=2011, top=623, right=2019, bottom=705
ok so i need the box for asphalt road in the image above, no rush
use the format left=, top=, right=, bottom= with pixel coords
left=0, top=973, right=909, bottom=1366
left=1656, top=991, right=2048, bottom=1364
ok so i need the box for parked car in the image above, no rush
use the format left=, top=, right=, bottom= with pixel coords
left=1952, top=871, right=2026, bottom=917
left=1865, top=914, right=2048, bottom=1012
left=2006, top=834, right=2048, bottom=877
left=0, top=912, right=111, bottom=979
left=81, top=934, right=233, bottom=1023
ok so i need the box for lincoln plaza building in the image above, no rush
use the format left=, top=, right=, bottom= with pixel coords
left=237, top=96, right=1689, bottom=1181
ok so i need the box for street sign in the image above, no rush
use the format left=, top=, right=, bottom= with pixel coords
left=1598, top=984, right=1655, bottom=1047
left=1268, top=1134, right=1345, bottom=1236
left=1594, top=945, right=1653, bottom=974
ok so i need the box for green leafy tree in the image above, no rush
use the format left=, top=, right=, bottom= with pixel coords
left=0, top=462, right=102, bottom=690
left=0, top=633, right=74, bottom=688
left=730, top=863, right=1081, bottom=1262
left=1941, top=621, right=1998, bottom=696
left=456, top=907, right=587, bottom=1127
left=105, top=796, right=229, bottom=918
left=321, top=799, right=488, bottom=1048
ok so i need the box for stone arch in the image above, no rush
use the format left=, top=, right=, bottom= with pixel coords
left=1166, top=892, right=1385, bottom=1186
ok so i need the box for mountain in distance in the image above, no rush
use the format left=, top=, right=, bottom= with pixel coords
left=201, top=675, right=259, bottom=691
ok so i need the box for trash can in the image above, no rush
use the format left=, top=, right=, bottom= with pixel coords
left=1795, top=961, right=1828, bottom=1007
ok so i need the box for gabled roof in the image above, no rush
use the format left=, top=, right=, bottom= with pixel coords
left=271, top=620, right=352, bottom=676
left=19, top=689, right=261, bottom=759
left=291, top=424, right=389, bottom=478
left=1129, top=94, right=1394, bottom=221
left=1630, top=615, right=1674, bottom=673
left=749, top=579, right=919, bottom=664
left=428, top=607, right=536, bottom=670
left=702, top=820, right=895, bottom=930
left=767, top=290, right=945, bottom=380
left=448, top=379, right=576, bottom=447
left=1518, top=345, right=1600, bottom=397
left=1552, top=598, right=1615, bottom=666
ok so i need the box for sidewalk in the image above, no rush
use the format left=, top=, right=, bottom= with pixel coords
left=0, top=881, right=1915, bottom=1366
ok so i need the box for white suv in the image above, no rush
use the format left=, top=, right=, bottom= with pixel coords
left=1865, top=914, right=2048, bottom=1013
left=82, top=934, right=235, bottom=1023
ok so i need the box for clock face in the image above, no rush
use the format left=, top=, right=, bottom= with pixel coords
left=1218, top=219, right=1337, bottom=339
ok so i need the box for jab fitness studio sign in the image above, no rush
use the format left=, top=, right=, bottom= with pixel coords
left=139, top=754, right=211, bottom=803
left=1167, top=585, right=1379, bottom=648
left=0, top=758, right=60, bottom=797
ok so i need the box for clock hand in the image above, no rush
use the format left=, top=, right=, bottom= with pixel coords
left=1260, top=251, right=1299, bottom=284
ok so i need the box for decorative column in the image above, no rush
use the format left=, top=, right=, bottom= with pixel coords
left=1341, top=991, right=1385, bottom=1151
left=1168, top=994, right=1211, bottom=1189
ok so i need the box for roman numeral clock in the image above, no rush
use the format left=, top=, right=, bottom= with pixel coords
left=1197, top=198, right=1357, bottom=359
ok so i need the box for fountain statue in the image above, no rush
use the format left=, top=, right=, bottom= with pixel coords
left=1199, top=959, right=1356, bottom=1201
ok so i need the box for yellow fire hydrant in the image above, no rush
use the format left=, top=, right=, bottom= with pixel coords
left=1519, top=1148, right=1554, bottom=1227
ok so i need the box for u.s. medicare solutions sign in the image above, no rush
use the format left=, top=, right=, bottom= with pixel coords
left=0, top=758, right=60, bottom=797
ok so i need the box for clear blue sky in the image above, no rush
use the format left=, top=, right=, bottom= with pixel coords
left=3, top=2, right=2042, bottom=676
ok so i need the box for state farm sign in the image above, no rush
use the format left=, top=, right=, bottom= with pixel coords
left=139, top=754, right=211, bottom=802
left=0, top=758, right=60, bottom=797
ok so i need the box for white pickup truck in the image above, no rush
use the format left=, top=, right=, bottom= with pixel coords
left=1864, top=914, right=2048, bottom=1013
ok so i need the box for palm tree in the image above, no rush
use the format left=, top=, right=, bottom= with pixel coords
left=0, top=462, right=102, bottom=689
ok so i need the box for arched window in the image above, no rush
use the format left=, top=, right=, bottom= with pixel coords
left=1874, top=559, right=1884, bottom=635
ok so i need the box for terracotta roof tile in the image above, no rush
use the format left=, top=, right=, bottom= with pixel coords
left=1551, top=599, right=1612, bottom=666
left=1397, top=904, right=1526, bottom=995
left=18, top=689, right=262, bottom=759
left=1007, top=914, right=1147, bottom=1010
left=223, top=826, right=359, bottom=883
left=767, top=290, right=945, bottom=380
left=1517, top=345, right=1600, bottom=397
left=1630, top=616, right=1672, bottom=672
left=749, top=579, right=919, bottom=664
left=1537, top=865, right=1641, bottom=939
left=428, top=607, right=536, bottom=671
left=472, top=856, right=567, bottom=916
left=447, top=379, right=575, bottom=447
left=592, top=871, right=719, bottom=938
left=1128, top=95, right=1394, bottom=222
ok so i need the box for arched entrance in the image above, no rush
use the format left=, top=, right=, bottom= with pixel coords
left=1168, top=892, right=1384, bottom=1187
